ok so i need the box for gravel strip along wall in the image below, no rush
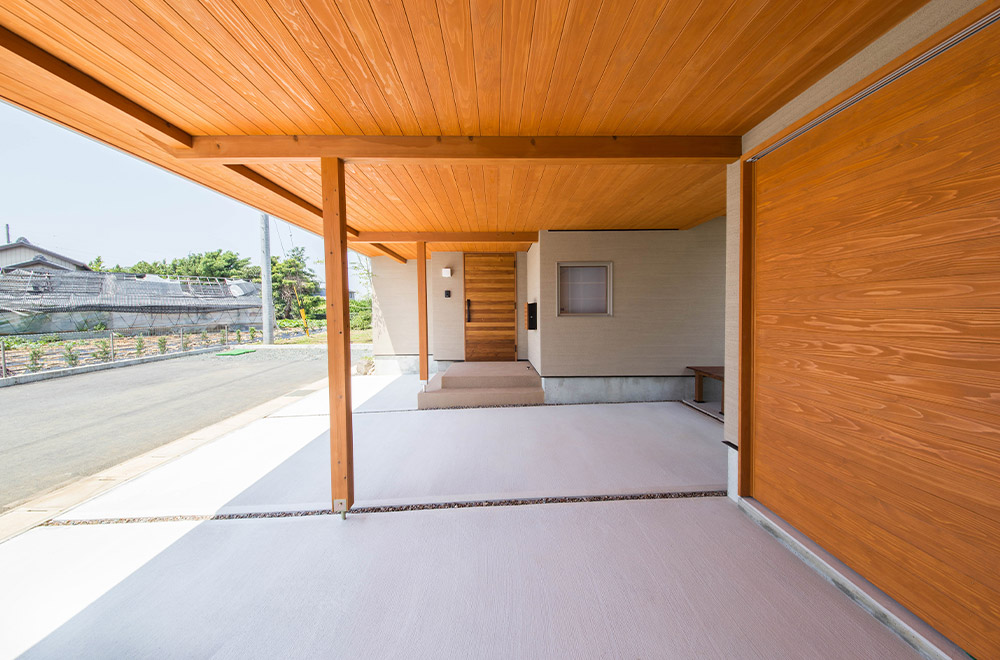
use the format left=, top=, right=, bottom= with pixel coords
left=43, top=490, right=727, bottom=525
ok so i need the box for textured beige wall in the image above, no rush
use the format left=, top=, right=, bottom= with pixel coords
left=526, top=243, right=541, bottom=371
left=724, top=163, right=741, bottom=447
left=537, top=220, right=725, bottom=377
left=430, top=252, right=465, bottom=361
left=727, top=0, right=979, bottom=447
left=372, top=257, right=419, bottom=356
left=516, top=252, right=528, bottom=360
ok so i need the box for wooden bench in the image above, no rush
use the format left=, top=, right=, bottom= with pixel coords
left=686, top=366, right=724, bottom=415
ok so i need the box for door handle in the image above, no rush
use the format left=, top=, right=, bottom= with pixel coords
left=466, top=299, right=471, bottom=322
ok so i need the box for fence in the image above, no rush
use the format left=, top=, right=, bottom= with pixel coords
left=0, top=323, right=321, bottom=378
left=0, top=269, right=262, bottom=335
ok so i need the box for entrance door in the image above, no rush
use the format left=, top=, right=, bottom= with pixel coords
left=464, top=253, right=516, bottom=361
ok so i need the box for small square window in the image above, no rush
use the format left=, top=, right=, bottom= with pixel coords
left=558, top=262, right=612, bottom=316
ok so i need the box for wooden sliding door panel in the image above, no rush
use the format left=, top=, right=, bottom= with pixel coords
left=748, top=12, right=1000, bottom=658
left=464, top=253, right=516, bottom=361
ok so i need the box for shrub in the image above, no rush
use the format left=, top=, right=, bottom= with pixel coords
left=62, top=342, right=80, bottom=367
left=92, top=322, right=107, bottom=331
left=349, top=299, right=372, bottom=330
left=94, top=339, right=111, bottom=362
left=27, top=344, right=43, bottom=372
left=201, top=330, right=209, bottom=346
left=134, top=335, right=145, bottom=356
left=180, top=333, right=190, bottom=351
left=38, top=334, right=61, bottom=344
left=249, top=327, right=257, bottom=341
left=157, top=336, right=167, bottom=354
left=235, top=329, right=242, bottom=344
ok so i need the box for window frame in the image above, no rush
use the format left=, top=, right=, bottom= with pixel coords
left=556, top=261, right=613, bottom=317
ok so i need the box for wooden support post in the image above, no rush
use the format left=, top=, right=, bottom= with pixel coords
left=416, top=241, right=428, bottom=381
left=322, top=157, right=355, bottom=515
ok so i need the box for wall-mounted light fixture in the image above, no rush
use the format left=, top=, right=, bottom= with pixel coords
left=441, top=267, right=452, bottom=278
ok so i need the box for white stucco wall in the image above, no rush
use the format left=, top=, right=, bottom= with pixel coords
left=430, top=252, right=465, bottom=361
left=372, top=257, right=420, bottom=357
left=516, top=252, right=527, bottom=360
left=372, top=252, right=469, bottom=361
left=526, top=243, right=541, bottom=372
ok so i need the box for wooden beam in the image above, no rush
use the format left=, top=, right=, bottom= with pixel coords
left=321, top=157, right=354, bottom=514
left=224, top=165, right=363, bottom=237
left=0, top=26, right=191, bottom=149
left=173, top=135, right=743, bottom=164
left=370, top=243, right=408, bottom=264
left=227, top=166, right=407, bottom=264
left=416, top=241, right=428, bottom=382
left=353, top=232, right=538, bottom=244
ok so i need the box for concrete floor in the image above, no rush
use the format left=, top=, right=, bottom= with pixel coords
left=0, top=347, right=330, bottom=511
left=1, top=499, right=918, bottom=659
left=57, top=400, right=725, bottom=520
left=0, top=379, right=920, bottom=659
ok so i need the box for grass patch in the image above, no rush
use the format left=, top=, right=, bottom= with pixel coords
left=273, top=328, right=372, bottom=345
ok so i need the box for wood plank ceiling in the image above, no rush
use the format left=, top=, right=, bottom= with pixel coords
left=0, top=0, right=928, bottom=258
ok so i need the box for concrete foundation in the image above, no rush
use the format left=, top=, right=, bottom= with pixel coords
left=727, top=445, right=739, bottom=502
left=541, top=375, right=722, bottom=405
left=373, top=355, right=454, bottom=376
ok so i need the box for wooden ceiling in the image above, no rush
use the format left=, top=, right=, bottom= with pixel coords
left=0, top=0, right=929, bottom=257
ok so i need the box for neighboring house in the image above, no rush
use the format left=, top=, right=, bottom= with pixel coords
left=0, top=237, right=91, bottom=273
left=315, top=288, right=353, bottom=299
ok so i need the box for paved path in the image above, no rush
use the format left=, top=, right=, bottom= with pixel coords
left=0, top=347, right=329, bottom=512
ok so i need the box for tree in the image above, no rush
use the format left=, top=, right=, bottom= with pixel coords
left=166, top=250, right=250, bottom=279
left=263, top=247, right=323, bottom=320
left=350, top=252, right=373, bottom=300
left=88, top=250, right=249, bottom=278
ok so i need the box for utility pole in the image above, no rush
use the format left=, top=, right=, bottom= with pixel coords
left=260, top=213, right=275, bottom=344
left=5, top=224, right=9, bottom=244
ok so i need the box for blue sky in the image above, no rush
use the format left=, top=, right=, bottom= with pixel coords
left=0, top=101, right=365, bottom=291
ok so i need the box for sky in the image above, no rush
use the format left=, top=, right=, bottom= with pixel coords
left=0, top=101, right=366, bottom=292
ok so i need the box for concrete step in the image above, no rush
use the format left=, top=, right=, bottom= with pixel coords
left=440, top=362, right=540, bottom=389
left=418, top=375, right=545, bottom=410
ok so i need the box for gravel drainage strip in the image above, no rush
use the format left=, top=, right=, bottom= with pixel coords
left=40, top=490, right=726, bottom=526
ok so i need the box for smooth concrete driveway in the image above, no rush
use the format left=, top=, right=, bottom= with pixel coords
left=0, top=348, right=329, bottom=512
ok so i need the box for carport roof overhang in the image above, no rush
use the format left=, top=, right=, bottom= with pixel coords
left=0, top=0, right=927, bottom=260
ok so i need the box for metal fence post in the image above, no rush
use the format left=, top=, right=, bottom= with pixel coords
left=1, top=338, right=6, bottom=377
left=109, top=330, right=115, bottom=361
left=179, top=328, right=184, bottom=352
left=224, top=325, right=228, bottom=346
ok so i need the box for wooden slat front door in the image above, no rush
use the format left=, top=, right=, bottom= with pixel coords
left=464, top=253, right=516, bottom=361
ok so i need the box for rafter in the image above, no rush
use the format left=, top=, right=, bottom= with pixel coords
left=368, top=243, right=408, bottom=264
left=0, top=26, right=192, bottom=149
left=172, top=135, right=743, bottom=164
left=351, top=231, right=538, bottom=243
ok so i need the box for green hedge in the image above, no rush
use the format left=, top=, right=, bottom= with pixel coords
left=349, top=299, right=372, bottom=330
